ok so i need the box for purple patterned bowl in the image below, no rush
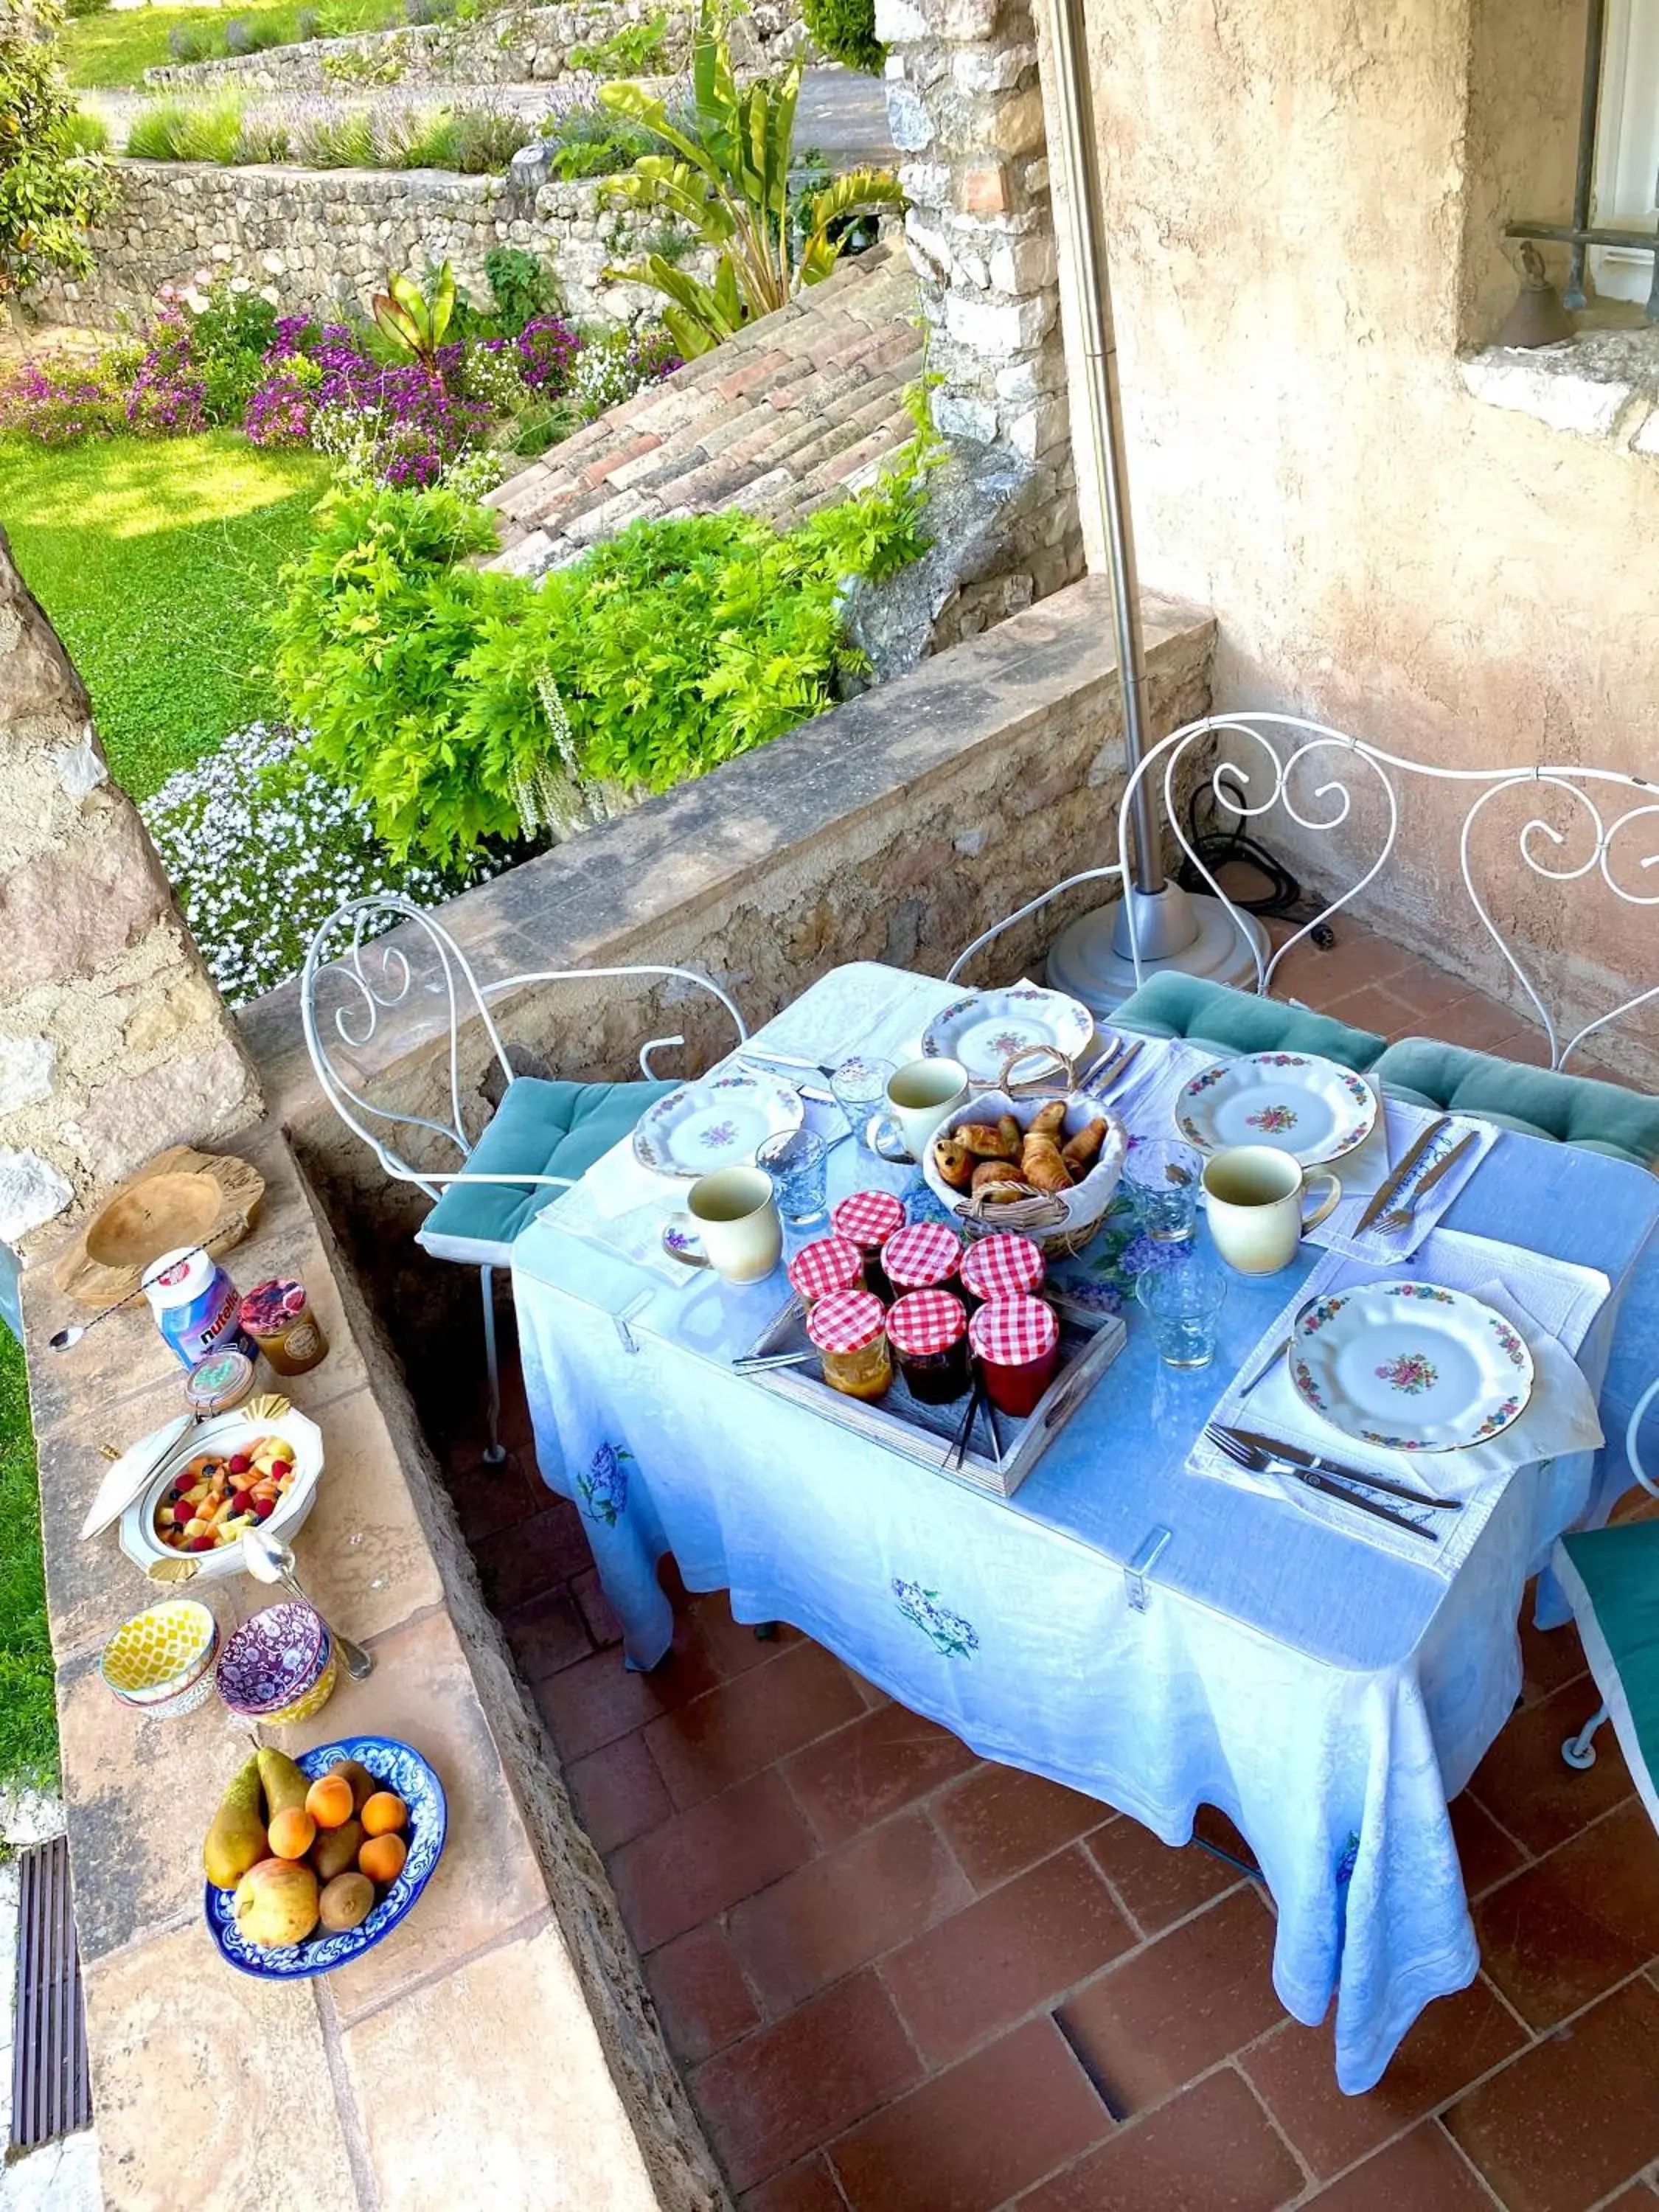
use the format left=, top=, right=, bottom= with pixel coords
left=215, top=1601, right=331, bottom=1718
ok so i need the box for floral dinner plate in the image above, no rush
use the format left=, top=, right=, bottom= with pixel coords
left=1175, top=1051, right=1377, bottom=1166
left=920, top=986, right=1094, bottom=1085
left=1290, top=1281, right=1535, bottom=1452
left=632, top=1071, right=804, bottom=1180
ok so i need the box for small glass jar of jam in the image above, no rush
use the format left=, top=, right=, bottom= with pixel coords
left=881, top=1220, right=963, bottom=1298
left=787, top=1234, right=865, bottom=1310
left=831, top=1191, right=906, bottom=1304
left=807, top=1288, right=893, bottom=1402
left=887, top=1290, right=970, bottom=1404
left=968, top=1294, right=1060, bottom=1419
left=959, top=1233, right=1046, bottom=1308
left=239, top=1277, right=329, bottom=1377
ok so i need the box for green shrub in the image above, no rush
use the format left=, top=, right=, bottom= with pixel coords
left=483, top=244, right=558, bottom=334
left=546, top=102, right=655, bottom=180
left=0, top=0, right=115, bottom=297
left=64, top=0, right=109, bottom=18
left=567, top=10, right=668, bottom=77
left=801, top=0, right=884, bottom=73
left=60, top=106, right=109, bottom=153
left=166, top=22, right=219, bottom=62
left=126, top=95, right=246, bottom=164
left=290, top=105, right=376, bottom=165
left=445, top=102, right=535, bottom=174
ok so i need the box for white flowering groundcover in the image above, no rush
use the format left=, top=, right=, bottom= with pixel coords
left=142, top=723, right=498, bottom=1006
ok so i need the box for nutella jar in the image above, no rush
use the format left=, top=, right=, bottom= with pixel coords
left=959, top=1233, right=1046, bottom=1308
left=807, top=1288, right=892, bottom=1402
left=968, top=1294, right=1060, bottom=1419
left=881, top=1220, right=963, bottom=1298
left=887, top=1290, right=970, bottom=1405
left=239, top=1278, right=329, bottom=1377
left=787, top=1235, right=866, bottom=1310
left=831, top=1191, right=906, bottom=1304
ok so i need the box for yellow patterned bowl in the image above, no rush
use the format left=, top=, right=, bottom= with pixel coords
left=260, top=1644, right=338, bottom=1728
left=100, top=1599, right=219, bottom=1717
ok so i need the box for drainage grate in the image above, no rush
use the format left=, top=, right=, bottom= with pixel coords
left=9, top=1832, right=91, bottom=2151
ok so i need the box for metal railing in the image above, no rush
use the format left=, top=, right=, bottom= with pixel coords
left=1505, top=0, right=1658, bottom=320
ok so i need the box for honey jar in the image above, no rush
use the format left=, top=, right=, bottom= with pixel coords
left=786, top=1235, right=866, bottom=1310
left=238, top=1277, right=329, bottom=1377
left=807, top=1288, right=892, bottom=1402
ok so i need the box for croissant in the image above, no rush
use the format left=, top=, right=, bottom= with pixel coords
left=1060, top=1116, right=1106, bottom=1181
left=955, top=1118, right=1021, bottom=1161
left=971, top=1161, right=1031, bottom=1200
left=933, top=1135, right=975, bottom=1191
left=1020, top=1107, right=1071, bottom=1196
left=1029, top=1100, right=1067, bottom=1140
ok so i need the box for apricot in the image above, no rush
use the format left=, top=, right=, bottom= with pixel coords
left=360, top=1791, right=407, bottom=1838
left=305, top=1773, right=355, bottom=1831
left=358, top=1832, right=406, bottom=1885
left=267, top=1806, right=316, bottom=1861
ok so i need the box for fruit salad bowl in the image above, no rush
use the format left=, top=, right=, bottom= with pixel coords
left=118, top=1404, right=323, bottom=1584
left=205, top=1736, right=447, bottom=1980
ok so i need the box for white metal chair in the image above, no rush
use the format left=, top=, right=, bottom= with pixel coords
left=300, top=894, right=747, bottom=1463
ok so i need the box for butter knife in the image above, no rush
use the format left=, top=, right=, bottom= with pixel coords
left=1289, top=1466, right=1440, bottom=1541
left=1231, top=1426, right=1455, bottom=1510
left=1354, top=1113, right=1451, bottom=1235
left=1391, top=1128, right=1479, bottom=1220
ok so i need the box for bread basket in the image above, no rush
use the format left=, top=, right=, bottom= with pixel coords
left=920, top=1069, right=1128, bottom=1256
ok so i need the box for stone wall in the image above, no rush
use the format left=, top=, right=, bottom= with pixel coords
left=0, top=529, right=261, bottom=1252
left=143, top=0, right=811, bottom=92
left=32, top=159, right=691, bottom=332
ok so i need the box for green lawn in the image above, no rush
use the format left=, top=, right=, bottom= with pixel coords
left=63, top=0, right=405, bottom=88
left=0, top=1330, right=54, bottom=1798
left=0, top=433, right=330, bottom=799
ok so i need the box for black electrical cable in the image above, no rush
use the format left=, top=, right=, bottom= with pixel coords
left=1175, top=782, right=1334, bottom=939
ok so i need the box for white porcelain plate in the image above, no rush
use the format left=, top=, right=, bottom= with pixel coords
left=632, top=1071, right=804, bottom=1180
left=1290, top=1280, right=1535, bottom=1452
left=1175, top=1051, right=1377, bottom=1166
left=921, top=986, right=1094, bottom=1085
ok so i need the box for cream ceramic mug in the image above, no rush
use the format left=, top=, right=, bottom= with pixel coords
left=874, top=1057, right=971, bottom=1161
left=686, top=1166, right=782, bottom=1284
left=1201, top=1145, right=1342, bottom=1276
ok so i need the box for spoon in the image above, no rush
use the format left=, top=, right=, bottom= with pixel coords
left=50, top=1246, right=209, bottom=1352
left=240, top=1528, right=373, bottom=1680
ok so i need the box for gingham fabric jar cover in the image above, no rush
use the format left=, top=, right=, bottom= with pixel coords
left=832, top=1190, right=905, bottom=1251
left=886, top=1290, right=968, bottom=1357
left=968, top=1293, right=1059, bottom=1366
left=959, top=1234, right=1046, bottom=1303
left=787, top=1236, right=864, bottom=1303
left=807, top=1288, right=888, bottom=1355
left=882, top=1220, right=963, bottom=1291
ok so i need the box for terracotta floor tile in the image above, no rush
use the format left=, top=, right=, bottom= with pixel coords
left=1604, top=2188, right=1659, bottom=2209
left=1057, top=1886, right=1283, bottom=2116
left=729, top=1809, right=973, bottom=2013
left=1086, top=1814, right=1245, bottom=1938
left=1475, top=1799, right=1659, bottom=2030
left=1302, top=2121, right=1493, bottom=2210
left=1443, top=1976, right=1659, bottom=2212
left=1449, top=1790, right=1528, bottom=1902
left=931, top=1760, right=1107, bottom=1891
left=738, top=2154, right=848, bottom=2212
left=571, top=1565, right=623, bottom=1648
left=880, top=1846, right=1136, bottom=2066
left=1518, top=1601, right=1587, bottom=1705
left=1270, top=924, right=1421, bottom=1004
left=1467, top=1674, right=1634, bottom=1857
left=1018, top=2066, right=1304, bottom=2212
left=440, top=1454, right=545, bottom=1545
left=1430, top=997, right=1543, bottom=1057
left=1194, top=1803, right=1262, bottom=1872
left=1241, top=1974, right=1526, bottom=2180
left=1317, top=981, right=1420, bottom=1045
left=470, top=1497, right=594, bottom=1613
left=533, top=1613, right=723, bottom=1763
left=784, top=1703, right=978, bottom=1847
left=611, top=1770, right=817, bottom=1952
left=690, top=1970, right=923, bottom=2193
left=644, top=1640, right=868, bottom=1809
left=644, top=1923, right=761, bottom=2065
left=687, top=1590, right=804, bottom=1680
left=498, top=1585, right=592, bottom=1683
left=566, top=1729, right=674, bottom=1854
left=827, top=2017, right=1110, bottom=2212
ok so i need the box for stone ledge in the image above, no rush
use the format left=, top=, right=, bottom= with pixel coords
left=1459, top=325, right=1659, bottom=452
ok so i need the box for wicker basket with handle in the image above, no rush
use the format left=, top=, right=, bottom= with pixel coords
left=921, top=1084, right=1128, bottom=1256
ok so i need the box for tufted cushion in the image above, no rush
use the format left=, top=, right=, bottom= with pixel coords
left=1372, top=1038, right=1659, bottom=1172
left=416, top=1076, right=676, bottom=1268
left=1111, top=975, right=1387, bottom=1071
left=1554, top=1521, right=1659, bottom=1831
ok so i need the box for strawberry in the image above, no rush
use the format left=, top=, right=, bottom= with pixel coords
left=254, top=1495, right=276, bottom=1520
left=230, top=1490, right=253, bottom=1516
left=227, top=1454, right=251, bottom=1476
left=189, top=1533, right=217, bottom=1553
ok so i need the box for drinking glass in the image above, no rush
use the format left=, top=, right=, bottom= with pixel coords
left=829, top=1056, right=895, bottom=1155
left=757, top=1127, right=830, bottom=1226
left=1124, top=1139, right=1203, bottom=1244
left=1136, top=1254, right=1227, bottom=1369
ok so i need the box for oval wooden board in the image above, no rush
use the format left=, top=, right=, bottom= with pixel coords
left=52, top=1147, right=265, bottom=1308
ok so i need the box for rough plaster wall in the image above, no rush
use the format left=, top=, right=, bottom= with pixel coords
left=0, top=527, right=262, bottom=1248
left=1069, top=0, right=1659, bottom=1074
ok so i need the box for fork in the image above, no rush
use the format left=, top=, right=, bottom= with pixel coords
left=1371, top=1130, right=1481, bottom=1236
left=1204, top=1427, right=1443, bottom=1538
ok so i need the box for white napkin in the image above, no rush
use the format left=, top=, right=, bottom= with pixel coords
left=1110, top=1036, right=1230, bottom=1141
left=1314, top=1108, right=1498, bottom=1262
left=1186, top=1233, right=1607, bottom=1576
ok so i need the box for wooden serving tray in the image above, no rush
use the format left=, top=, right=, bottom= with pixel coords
left=740, top=1295, right=1127, bottom=1498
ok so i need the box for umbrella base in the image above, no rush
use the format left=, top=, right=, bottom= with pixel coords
left=1046, top=883, right=1268, bottom=1014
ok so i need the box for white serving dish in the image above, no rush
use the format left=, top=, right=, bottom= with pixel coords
left=116, top=1405, right=324, bottom=1582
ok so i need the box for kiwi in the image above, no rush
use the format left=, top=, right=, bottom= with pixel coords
left=310, top=1818, right=364, bottom=1884
left=319, top=1871, right=375, bottom=1933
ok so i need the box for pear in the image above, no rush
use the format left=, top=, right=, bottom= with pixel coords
left=310, top=1818, right=364, bottom=1885
left=204, top=1754, right=266, bottom=1891
left=257, top=1745, right=310, bottom=1823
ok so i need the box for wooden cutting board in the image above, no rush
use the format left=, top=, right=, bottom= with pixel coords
left=52, top=1147, right=265, bottom=1307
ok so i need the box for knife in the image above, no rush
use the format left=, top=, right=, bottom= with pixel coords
left=1391, top=1128, right=1479, bottom=1220
left=1354, top=1113, right=1451, bottom=1235
left=1087, top=1038, right=1142, bottom=1096
left=1287, top=1465, right=1440, bottom=1541
left=1231, top=1426, right=1456, bottom=1510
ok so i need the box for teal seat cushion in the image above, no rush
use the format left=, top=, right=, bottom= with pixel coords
left=416, top=1076, right=676, bottom=1267
left=1554, top=1522, right=1659, bottom=1830
left=1111, top=974, right=1387, bottom=1071
left=1372, top=1038, right=1659, bottom=1171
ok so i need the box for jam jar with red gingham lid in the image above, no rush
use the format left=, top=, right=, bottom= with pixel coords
left=831, top=1190, right=906, bottom=1303
left=886, top=1289, right=970, bottom=1405
left=807, top=1287, right=892, bottom=1402
left=959, top=1233, right=1046, bottom=1307
left=881, top=1220, right=962, bottom=1298
left=968, top=1294, right=1060, bottom=1419
left=786, top=1234, right=865, bottom=1310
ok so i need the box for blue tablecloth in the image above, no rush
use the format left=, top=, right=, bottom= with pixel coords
left=512, top=962, right=1659, bottom=2093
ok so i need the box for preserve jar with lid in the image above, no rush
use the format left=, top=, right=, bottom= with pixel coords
left=184, top=1347, right=256, bottom=1418
left=959, top=1232, right=1046, bottom=1307
left=831, top=1191, right=906, bottom=1303
left=968, top=1294, right=1060, bottom=1419
left=887, top=1290, right=970, bottom=1405
left=807, top=1288, right=892, bottom=1402
left=239, top=1277, right=329, bottom=1377
left=786, top=1234, right=865, bottom=1310
left=882, top=1220, right=963, bottom=1298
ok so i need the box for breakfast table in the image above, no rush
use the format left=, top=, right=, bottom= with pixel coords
left=510, top=960, right=1659, bottom=2095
